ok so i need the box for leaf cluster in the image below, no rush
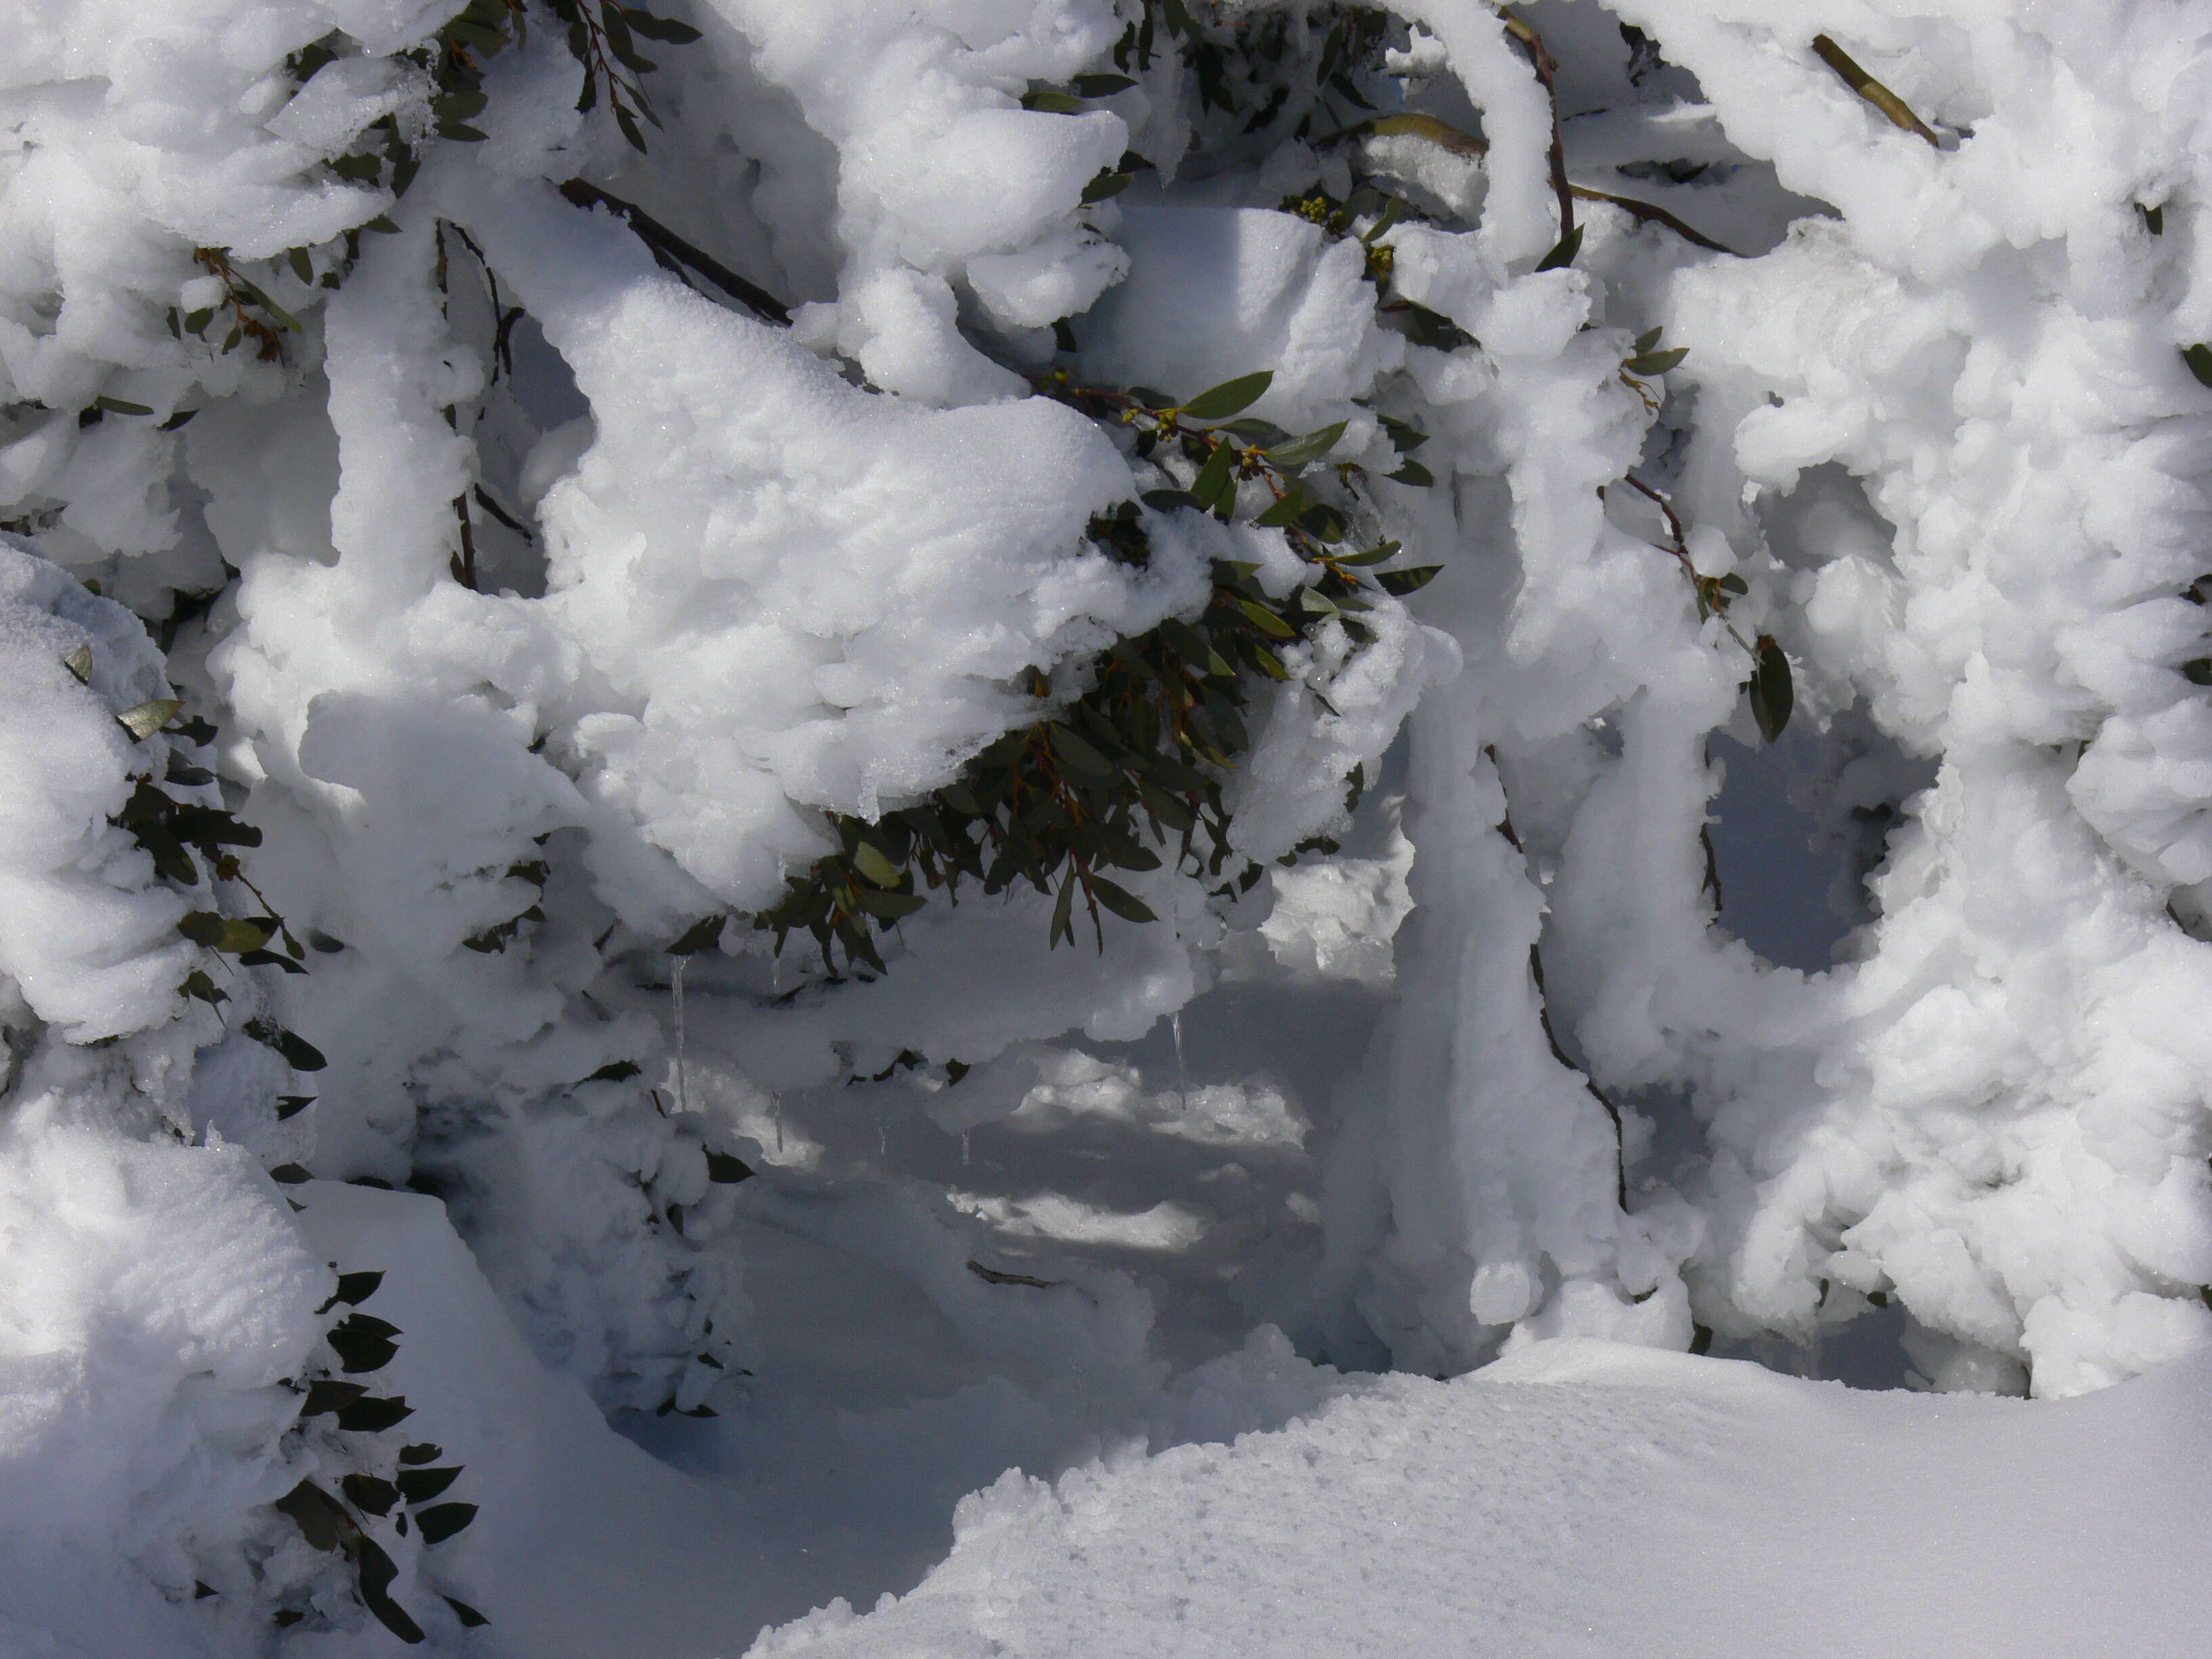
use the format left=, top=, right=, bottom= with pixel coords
left=753, top=371, right=1438, bottom=977
left=272, top=1272, right=483, bottom=1643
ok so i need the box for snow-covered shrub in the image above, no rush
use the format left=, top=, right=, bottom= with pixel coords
left=7, top=0, right=2212, bottom=1641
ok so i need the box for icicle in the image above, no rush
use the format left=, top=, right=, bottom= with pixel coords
left=671, top=954, right=690, bottom=1116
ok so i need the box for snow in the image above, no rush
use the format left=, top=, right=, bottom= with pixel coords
left=3, top=0, right=2212, bottom=1648
left=752, top=1338, right=2212, bottom=1659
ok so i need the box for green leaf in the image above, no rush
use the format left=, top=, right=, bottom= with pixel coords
left=398, top=1442, right=444, bottom=1465
left=267, top=1164, right=312, bottom=1185
left=1386, top=459, right=1435, bottom=487
left=327, top=1312, right=401, bottom=1373
left=705, top=1149, right=754, bottom=1183
left=1534, top=224, right=1584, bottom=272
left=2183, top=657, right=2212, bottom=687
left=1633, top=327, right=1664, bottom=353
left=668, top=913, right=726, bottom=954
left=333, top=1392, right=413, bottom=1433
left=853, top=886, right=926, bottom=920
left=180, top=912, right=276, bottom=954
left=1049, top=722, right=1118, bottom=778
left=1335, top=539, right=1401, bottom=567
left=414, top=1500, right=476, bottom=1544
left=1263, top=420, right=1347, bottom=468
left=1177, top=370, right=1273, bottom=421
left=1623, top=347, right=1689, bottom=376
left=274, top=1480, right=350, bottom=1552
left=352, top=1536, right=426, bottom=1644
left=1072, top=72, right=1137, bottom=96
left=1021, top=87, right=1086, bottom=112
left=1086, top=874, right=1156, bottom=924
left=626, top=11, right=703, bottom=43
left=1141, top=487, right=1199, bottom=512
left=340, top=1473, right=400, bottom=1517
left=1048, top=872, right=1076, bottom=948
left=851, top=840, right=903, bottom=888
left=1376, top=565, right=1442, bottom=596
left=327, top=1269, right=384, bottom=1307
left=2184, top=344, right=2212, bottom=390
left=1081, top=169, right=1134, bottom=203
left=1235, top=598, right=1296, bottom=638
left=584, top=1059, right=641, bottom=1083
left=62, top=644, right=92, bottom=684
left=1749, top=634, right=1794, bottom=742
left=396, top=1465, right=462, bottom=1504
left=238, top=947, right=306, bottom=973
left=93, top=395, right=154, bottom=416
left=1252, top=487, right=1310, bottom=528
left=1188, top=441, right=1238, bottom=511
left=268, top=1027, right=327, bottom=1073
left=443, top=1596, right=491, bottom=1629
left=276, top=1094, right=314, bottom=1120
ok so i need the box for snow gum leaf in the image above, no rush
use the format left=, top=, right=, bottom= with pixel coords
left=300, top=1379, right=365, bottom=1417
left=1336, top=539, right=1401, bottom=567
left=1141, top=487, right=1199, bottom=512
left=396, top=1466, right=462, bottom=1504
left=415, top=1502, right=477, bottom=1544
left=328, top=1313, right=401, bottom=1373
left=1750, top=635, right=1795, bottom=742
left=626, top=12, right=703, bottom=43
left=583, top=1059, right=641, bottom=1083
left=1263, top=420, right=1348, bottom=468
left=1021, top=87, right=1086, bottom=113
left=851, top=840, right=903, bottom=888
left=1048, top=873, right=1076, bottom=947
left=1178, top=371, right=1273, bottom=420
left=274, top=1481, right=349, bottom=1552
left=1234, top=599, right=1296, bottom=638
left=1386, top=459, right=1435, bottom=487
left=1050, top=722, right=1117, bottom=778
left=666, top=913, right=726, bottom=954
left=1624, top=348, right=1688, bottom=375
left=341, top=1473, right=399, bottom=1517
left=1534, top=224, right=1584, bottom=271
left=398, top=1443, right=444, bottom=1465
left=1086, top=875, right=1156, bottom=924
left=1634, top=327, right=1664, bottom=353
left=2182, top=657, right=2212, bottom=686
left=270, top=1027, right=327, bottom=1072
left=333, top=1393, right=413, bottom=1433
left=2184, top=344, right=2212, bottom=389
left=62, top=644, right=91, bottom=683
left=443, top=1595, right=491, bottom=1629
left=329, top=1269, right=384, bottom=1305
left=1072, top=72, right=1136, bottom=96
left=1252, top=486, right=1310, bottom=528
left=267, top=1164, right=312, bottom=1184
left=1081, top=169, right=1134, bottom=203
left=238, top=947, right=306, bottom=972
left=1376, top=565, right=1441, bottom=596
left=705, top=1149, right=754, bottom=1183
left=1188, top=441, right=1238, bottom=511
left=180, top=912, right=275, bottom=953
left=853, top=886, right=926, bottom=920
left=352, top=1537, right=427, bottom=1643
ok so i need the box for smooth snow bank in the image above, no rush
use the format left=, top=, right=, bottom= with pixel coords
left=754, top=1338, right=2212, bottom=1659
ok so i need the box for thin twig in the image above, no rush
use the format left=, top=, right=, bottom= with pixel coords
left=1811, top=34, right=1941, bottom=147
left=1497, top=7, right=1575, bottom=242
left=558, top=178, right=792, bottom=325
left=1569, top=185, right=1740, bottom=255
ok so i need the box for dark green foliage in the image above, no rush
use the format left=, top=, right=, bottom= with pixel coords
left=1749, top=635, right=1795, bottom=742
left=754, top=372, right=1441, bottom=974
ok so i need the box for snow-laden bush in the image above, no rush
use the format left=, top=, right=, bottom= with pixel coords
left=5, top=0, right=2212, bottom=1643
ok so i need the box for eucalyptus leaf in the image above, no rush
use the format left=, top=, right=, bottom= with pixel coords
left=1177, top=370, right=1273, bottom=421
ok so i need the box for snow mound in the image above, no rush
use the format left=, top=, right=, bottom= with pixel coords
left=753, top=1338, right=2212, bottom=1659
